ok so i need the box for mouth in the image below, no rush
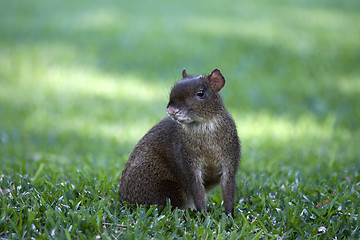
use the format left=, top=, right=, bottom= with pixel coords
left=168, top=113, right=193, bottom=124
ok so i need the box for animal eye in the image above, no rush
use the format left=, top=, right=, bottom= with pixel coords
left=196, top=90, right=205, bottom=98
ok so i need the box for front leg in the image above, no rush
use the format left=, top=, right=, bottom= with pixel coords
left=190, top=170, right=206, bottom=212
left=221, top=133, right=240, bottom=216
left=221, top=170, right=236, bottom=216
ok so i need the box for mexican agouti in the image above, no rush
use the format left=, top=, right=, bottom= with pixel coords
left=119, top=68, right=240, bottom=215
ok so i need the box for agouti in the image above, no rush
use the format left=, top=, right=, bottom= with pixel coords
left=119, top=68, right=240, bottom=215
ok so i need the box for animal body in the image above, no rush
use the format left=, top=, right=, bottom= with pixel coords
left=119, top=68, right=240, bottom=215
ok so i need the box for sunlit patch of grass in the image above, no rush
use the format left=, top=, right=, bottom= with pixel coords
left=236, top=112, right=336, bottom=143
left=337, top=74, right=360, bottom=95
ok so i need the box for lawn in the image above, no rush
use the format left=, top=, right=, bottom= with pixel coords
left=1, top=0, right=359, bottom=239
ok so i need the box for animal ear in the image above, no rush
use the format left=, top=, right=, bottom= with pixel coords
left=182, top=68, right=189, bottom=79
left=208, top=69, right=225, bottom=91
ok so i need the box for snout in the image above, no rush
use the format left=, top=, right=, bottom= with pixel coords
left=166, top=105, right=193, bottom=124
left=166, top=105, right=180, bottom=116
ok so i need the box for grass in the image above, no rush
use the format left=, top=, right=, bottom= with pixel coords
left=0, top=0, right=359, bottom=238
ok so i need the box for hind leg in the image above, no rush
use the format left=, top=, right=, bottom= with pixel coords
left=119, top=157, right=186, bottom=207
left=156, top=179, right=187, bottom=208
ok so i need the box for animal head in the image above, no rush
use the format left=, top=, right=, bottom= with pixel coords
left=167, top=69, right=226, bottom=124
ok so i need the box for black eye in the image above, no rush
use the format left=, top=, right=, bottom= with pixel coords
left=196, top=90, right=205, bottom=98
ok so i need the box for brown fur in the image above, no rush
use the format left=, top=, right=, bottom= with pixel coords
left=119, top=69, right=241, bottom=215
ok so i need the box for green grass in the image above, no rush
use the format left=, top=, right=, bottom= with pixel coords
left=1, top=0, right=359, bottom=238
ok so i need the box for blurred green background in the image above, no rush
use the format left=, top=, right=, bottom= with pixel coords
left=1, top=0, right=359, bottom=179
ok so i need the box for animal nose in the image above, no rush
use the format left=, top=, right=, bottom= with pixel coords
left=167, top=106, right=180, bottom=116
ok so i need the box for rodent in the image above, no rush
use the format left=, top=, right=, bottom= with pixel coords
left=119, top=68, right=241, bottom=216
